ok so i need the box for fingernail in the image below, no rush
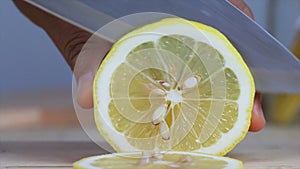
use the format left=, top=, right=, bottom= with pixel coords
left=249, top=96, right=265, bottom=132
left=78, top=72, right=93, bottom=91
left=77, top=72, right=94, bottom=108
left=256, top=105, right=265, bottom=120
left=254, top=93, right=265, bottom=120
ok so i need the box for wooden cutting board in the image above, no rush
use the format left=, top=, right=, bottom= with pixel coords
left=0, top=125, right=299, bottom=169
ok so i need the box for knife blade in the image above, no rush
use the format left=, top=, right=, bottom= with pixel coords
left=25, top=0, right=300, bottom=93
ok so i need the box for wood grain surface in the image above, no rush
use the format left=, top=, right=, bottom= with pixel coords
left=0, top=125, right=299, bottom=169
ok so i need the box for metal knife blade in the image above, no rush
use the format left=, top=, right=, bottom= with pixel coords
left=25, top=0, right=300, bottom=93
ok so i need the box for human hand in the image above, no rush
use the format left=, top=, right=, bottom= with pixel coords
left=13, top=0, right=112, bottom=109
left=14, top=0, right=265, bottom=132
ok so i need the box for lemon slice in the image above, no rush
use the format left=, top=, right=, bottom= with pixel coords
left=93, top=18, right=255, bottom=155
left=74, top=151, right=243, bottom=169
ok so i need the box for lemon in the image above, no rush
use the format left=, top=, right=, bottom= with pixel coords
left=74, top=151, right=243, bottom=169
left=93, top=18, right=255, bottom=155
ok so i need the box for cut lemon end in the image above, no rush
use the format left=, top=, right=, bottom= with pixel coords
left=74, top=151, right=243, bottom=169
left=93, top=18, right=254, bottom=155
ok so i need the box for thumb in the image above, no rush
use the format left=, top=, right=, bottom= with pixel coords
left=249, top=93, right=266, bottom=131
left=74, top=35, right=112, bottom=109
left=77, top=72, right=94, bottom=109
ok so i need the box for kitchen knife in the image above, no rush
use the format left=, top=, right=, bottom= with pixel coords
left=25, top=0, right=300, bottom=93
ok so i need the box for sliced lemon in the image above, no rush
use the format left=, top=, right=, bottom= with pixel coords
left=74, top=151, right=243, bottom=169
left=93, top=18, right=255, bottom=155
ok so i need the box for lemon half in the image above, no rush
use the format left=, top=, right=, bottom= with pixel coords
left=74, top=151, right=243, bottom=169
left=93, top=18, right=255, bottom=155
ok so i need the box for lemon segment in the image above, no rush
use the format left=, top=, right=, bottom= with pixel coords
left=74, top=151, right=243, bottom=169
left=93, top=18, right=255, bottom=155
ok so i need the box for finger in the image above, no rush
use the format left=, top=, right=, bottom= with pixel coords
left=228, top=0, right=254, bottom=19
left=227, top=0, right=263, bottom=131
left=249, top=93, right=266, bottom=131
left=77, top=72, right=94, bottom=109
left=74, top=36, right=112, bottom=109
